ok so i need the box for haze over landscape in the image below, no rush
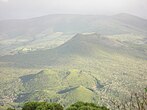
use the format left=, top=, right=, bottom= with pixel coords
left=0, top=0, right=147, bottom=19
left=0, top=0, right=147, bottom=110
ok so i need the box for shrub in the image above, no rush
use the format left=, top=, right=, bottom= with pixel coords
left=66, top=102, right=109, bottom=110
left=22, top=102, right=63, bottom=110
left=22, top=102, right=40, bottom=110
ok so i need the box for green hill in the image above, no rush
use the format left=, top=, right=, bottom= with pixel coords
left=20, top=68, right=103, bottom=91
left=59, top=86, right=97, bottom=105
left=14, top=69, right=103, bottom=106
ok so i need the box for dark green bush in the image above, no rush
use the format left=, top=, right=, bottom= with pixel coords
left=22, top=102, right=40, bottom=110
left=36, top=103, right=63, bottom=110
left=20, top=101, right=109, bottom=110
left=22, top=102, right=63, bottom=110
left=66, top=102, right=109, bottom=110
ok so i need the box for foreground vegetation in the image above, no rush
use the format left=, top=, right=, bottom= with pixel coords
left=6, top=90, right=147, bottom=110
left=7, top=101, right=109, bottom=110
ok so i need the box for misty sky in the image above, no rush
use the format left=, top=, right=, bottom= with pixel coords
left=0, top=0, right=147, bottom=20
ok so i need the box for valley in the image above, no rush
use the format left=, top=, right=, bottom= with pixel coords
left=0, top=14, right=147, bottom=109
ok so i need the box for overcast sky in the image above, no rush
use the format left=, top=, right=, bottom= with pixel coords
left=0, top=0, right=147, bottom=20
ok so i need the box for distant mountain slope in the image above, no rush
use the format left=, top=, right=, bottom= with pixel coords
left=0, top=13, right=147, bottom=40
left=0, top=33, right=146, bottom=67
left=113, top=13, right=147, bottom=35
left=1, top=13, right=147, bottom=56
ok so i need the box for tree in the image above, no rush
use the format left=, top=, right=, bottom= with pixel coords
left=36, top=103, right=63, bottom=110
left=21, top=101, right=108, bottom=110
left=22, top=102, right=63, bottom=110
left=22, top=102, right=41, bottom=110
left=66, top=102, right=109, bottom=110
